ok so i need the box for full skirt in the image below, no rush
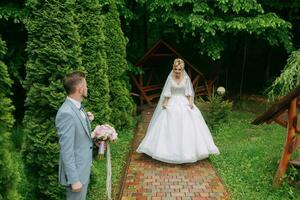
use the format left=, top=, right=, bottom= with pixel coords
left=137, top=95, right=219, bottom=164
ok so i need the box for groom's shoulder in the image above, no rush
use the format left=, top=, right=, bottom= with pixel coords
left=55, top=102, right=74, bottom=125
left=57, top=100, right=72, bottom=116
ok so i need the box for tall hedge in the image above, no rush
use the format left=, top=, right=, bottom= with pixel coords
left=0, top=37, right=20, bottom=200
left=76, top=0, right=111, bottom=125
left=23, top=0, right=82, bottom=199
left=102, top=0, right=134, bottom=129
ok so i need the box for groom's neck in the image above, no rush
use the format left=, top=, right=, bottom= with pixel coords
left=68, top=94, right=83, bottom=103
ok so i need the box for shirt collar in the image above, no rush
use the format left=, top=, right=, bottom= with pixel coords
left=67, top=96, right=81, bottom=109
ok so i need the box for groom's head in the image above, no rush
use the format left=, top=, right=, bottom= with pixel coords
left=63, top=71, right=88, bottom=99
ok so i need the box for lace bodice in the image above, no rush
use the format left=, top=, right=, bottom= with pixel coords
left=170, top=77, right=187, bottom=96
left=161, top=71, right=194, bottom=99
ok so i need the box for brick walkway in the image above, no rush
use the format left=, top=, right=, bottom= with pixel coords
left=119, top=108, right=229, bottom=200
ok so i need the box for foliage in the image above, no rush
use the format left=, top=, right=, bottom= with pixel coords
left=115, top=0, right=137, bottom=22
left=0, top=3, right=28, bottom=123
left=123, top=0, right=293, bottom=60
left=261, top=0, right=300, bottom=22
left=76, top=0, right=111, bottom=125
left=210, top=110, right=300, bottom=199
left=102, top=0, right=135, bottom=130
left=88, top=129, right=134, bottom=200
left=14, top=150, right=33, bottom=200
left=127, top=61, right=143, bottom=75
left=0, top=37, right=20, bottom=200
left=266, top=49, right=300, bottom=100
left=22, top=0, right=82, bottom=199
left=195, top=92, right=232, bottom=131
left=11, top=123, right=25, bottom=151
left=0, top=5, right=28, bottom=23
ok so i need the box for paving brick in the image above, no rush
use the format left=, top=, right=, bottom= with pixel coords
left=120, top=108, right=229, bottom=200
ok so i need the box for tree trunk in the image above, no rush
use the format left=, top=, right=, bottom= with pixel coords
left=265, top=49, right=272, bottom=81
left=239, top=39, right=247, bottom=96
left=143, top=4, right=148, bottom=52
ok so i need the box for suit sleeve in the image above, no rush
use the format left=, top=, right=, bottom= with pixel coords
left=56, top=112, right=79, bottom=185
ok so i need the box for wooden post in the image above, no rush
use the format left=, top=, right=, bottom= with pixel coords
left=273, top=97, right=297, bottom=187
left=130, top=73, right=152, bottom=107
left=140, top=73, right=144, bottom=107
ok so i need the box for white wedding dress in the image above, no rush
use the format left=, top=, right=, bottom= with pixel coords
left=137, top=71, right=219, bottom=164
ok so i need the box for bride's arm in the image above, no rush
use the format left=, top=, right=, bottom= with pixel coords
left=187, top=96, right=193, bottom=109
left=162, top=97, right=170, bottom=109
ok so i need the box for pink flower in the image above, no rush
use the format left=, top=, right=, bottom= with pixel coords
left=92, top=124, right=118, bottom=159
left=92, top=124, right=118, bottom=142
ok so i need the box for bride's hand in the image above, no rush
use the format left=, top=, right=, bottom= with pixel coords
left=162, top=104, right=168, bottom=109
left=189, top=104, right=194, bottom=109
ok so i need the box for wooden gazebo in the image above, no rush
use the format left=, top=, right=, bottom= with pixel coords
left=252, top=86, right=300, bottom=187
left=130, top=40, right=217, bottom=107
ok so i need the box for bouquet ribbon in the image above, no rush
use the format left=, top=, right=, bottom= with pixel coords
left=106, top=143, right=112, bottom=200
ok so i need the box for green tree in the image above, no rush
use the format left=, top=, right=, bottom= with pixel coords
left=122, top=0, right=293, bottom=60
left=76, top=0, right=111, bottom=125
left=102, top=0, right=134, bottom=129
left=22, top=0, right=82, bottom=199
left=0, top=37, right=20, bottom=200
left=267, top=49, right=300, bottom=99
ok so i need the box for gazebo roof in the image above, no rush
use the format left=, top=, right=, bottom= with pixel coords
left=135, top=39, right=204, bottom=77
left=252, top=85, right=300, bottom=126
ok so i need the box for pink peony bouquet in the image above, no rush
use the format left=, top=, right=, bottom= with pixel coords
left=91, top=124, right=118, bottom=159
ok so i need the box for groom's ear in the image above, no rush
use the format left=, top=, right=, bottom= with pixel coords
left=76, top=84, right=83, bottom=93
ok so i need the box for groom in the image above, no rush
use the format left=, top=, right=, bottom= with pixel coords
left=55, top=71, right=94, bottom=200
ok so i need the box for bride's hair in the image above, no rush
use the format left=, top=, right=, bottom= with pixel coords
left=173, top=58, right=184, bottom=70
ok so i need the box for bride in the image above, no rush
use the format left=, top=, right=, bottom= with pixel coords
left=137, top=58, right=219, bottom=164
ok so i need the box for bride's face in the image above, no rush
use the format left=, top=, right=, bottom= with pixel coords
left=173, top=65, right=183, bottom=78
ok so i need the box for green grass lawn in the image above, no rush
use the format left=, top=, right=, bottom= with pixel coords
left=87, top=129, right=134, bottom=200
left=210, top=111, right=300, bottom=200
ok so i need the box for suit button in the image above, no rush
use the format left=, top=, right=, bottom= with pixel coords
left=90, top=146, right=93, bottom=149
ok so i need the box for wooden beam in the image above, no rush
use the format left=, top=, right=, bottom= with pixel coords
left=252, top=85, right=300, bottom=125
left=139, top=74, right=145, bottom=107
left=146, top=69, right=154, bottom=86
left=188, top=65, right=192, bottom=78
left=274, top=117, right=288, bottom=128
left=290, top=157, right=300, bottom=168
left=142, top=84, right=162, bottom=92
left=160, top=40, right=205, bottom=79
left=135, top=40, right=163, bottom=66
left=273, top=97, right=297, bottom=187
left=292, top=135, right=300, bottom=152
left=192, top=74, right=201, bottom=86
left=296, top=114, right=300, bottom=134
left=150, top=53, right=174, bottom=57
left=130, top=74, right=153, bottom=107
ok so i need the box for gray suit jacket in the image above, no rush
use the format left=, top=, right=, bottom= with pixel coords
left=55, top=98, right=93, bottom=186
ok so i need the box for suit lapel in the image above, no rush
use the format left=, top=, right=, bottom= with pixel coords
left=65, top=99, right=91, bottom=139
left=83, top=111, right=92, bottom=133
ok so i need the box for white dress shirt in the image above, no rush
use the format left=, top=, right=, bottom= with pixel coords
left=67, top=97, right=86, bottom=119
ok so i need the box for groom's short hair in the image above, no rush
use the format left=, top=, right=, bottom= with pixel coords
left=63, top=71, right=86, bottom=94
